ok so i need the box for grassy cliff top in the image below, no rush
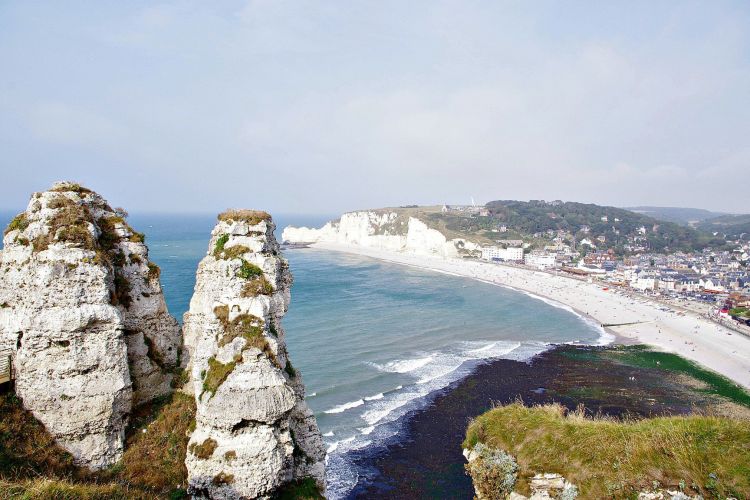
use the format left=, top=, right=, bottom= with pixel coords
left=464, top=402, right=750, bottom=499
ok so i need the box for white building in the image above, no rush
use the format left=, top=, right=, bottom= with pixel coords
left=481, top=246, right=524, bottom=262
left=525, top=252, right=556, bottom=269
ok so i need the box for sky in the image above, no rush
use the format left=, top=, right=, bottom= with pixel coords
left=1, top=1, right=749, bottom=215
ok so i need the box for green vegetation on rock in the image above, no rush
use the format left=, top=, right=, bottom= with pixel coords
left=464, top=402, right=750, bottom=499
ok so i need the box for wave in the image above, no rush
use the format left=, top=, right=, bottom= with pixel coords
left=324, top=399, right=364, bottom=414
left=370, top=356, right=433, bottom=373
left=364, top=392, right=384, bottom=401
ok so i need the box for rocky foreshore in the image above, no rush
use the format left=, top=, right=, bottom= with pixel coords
left=346, top=343, right=750, bottom=499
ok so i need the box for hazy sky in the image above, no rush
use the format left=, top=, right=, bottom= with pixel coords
left=1, top=1, right=749, bottom=214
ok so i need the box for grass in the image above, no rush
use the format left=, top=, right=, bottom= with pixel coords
left=238, top=259, right=264, bottom=280
left=221, top=245, right=251, bottom=260
left=201, top=357, right=237, bottom=398
left=273, top=477, right=324, bottom=500
left=240, top=275, right=274, bottom=297
left=217, top=209, right=271, bottom=225
left=215, top=313, right=278, bottom=368
left=4, top=213, right=29, bottom=236
left=213, top=234, right=229, bottom=257
left=464, top=402, right=750, bottom=499
left=0, top=390, right=195, bottom=499
left=114, top=393, right=195, bottom=494
left=50, top=183, right=92, bottom=194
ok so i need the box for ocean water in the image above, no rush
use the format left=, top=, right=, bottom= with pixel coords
left=0, top=211, right=604, bottom=497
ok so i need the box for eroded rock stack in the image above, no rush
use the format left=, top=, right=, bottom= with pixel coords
left=0, top=181, right=182, bottom=468
left=183, top=210, right=325, bottom=499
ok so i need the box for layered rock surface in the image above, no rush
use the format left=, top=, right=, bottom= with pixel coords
left=184, top=210, right=325, bottom=499
left=0, top=182, right=182, bottom=468
left=282, top=210, right=481, bottom=257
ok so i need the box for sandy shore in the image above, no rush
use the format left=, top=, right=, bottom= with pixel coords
left=309, top=242, right=750, bottom=390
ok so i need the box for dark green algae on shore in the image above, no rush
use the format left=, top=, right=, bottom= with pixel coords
left=347, top=344, right=750, bottom=499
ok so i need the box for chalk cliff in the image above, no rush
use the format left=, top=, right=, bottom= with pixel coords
left=0, top=181, right=182, bottom=469
left=183, top=210, right=325, bottom=499
left=282, top=210, right=480, bottom=258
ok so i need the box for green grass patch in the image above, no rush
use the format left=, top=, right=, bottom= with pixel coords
left=237, top=259, right=263, bottom=280
left=213, top=234, right=229, bottom=258
left=464, top=402, right=750, bottom=499
left=201, top=357, right=237, bottom=398
left=188, top=438, right=217, bottom=460
left=273, top=477, right=324, bottom=500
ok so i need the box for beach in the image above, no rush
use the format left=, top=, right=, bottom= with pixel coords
left=311, top=242, right=750, bottom=390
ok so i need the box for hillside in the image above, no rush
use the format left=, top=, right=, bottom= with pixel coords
left=624, top=206, right=726, bottom=225
left=697, top=214, right=750, bottom=240
left=481, top=200, right=729, bottom=253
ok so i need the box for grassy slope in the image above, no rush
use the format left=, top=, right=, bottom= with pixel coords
left=464, top=402, right=750, bottom=499
left=0, top=390, right=195, bottom=500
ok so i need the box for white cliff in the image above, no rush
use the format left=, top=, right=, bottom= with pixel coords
left=282, top=210, right=481, bottom=258
left=0, top=181, right=182, bottom=469
left=183, top=209, right=325, bottom=499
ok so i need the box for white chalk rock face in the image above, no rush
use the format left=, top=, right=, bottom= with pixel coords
left=282, top=210, right=481, bottom=258
left=184, top=210, right=325, bottom=499
left=0, top=181, right=182, bottom=469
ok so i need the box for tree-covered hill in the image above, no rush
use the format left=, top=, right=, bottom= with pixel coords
left=697, top=214, right=750, bottom=241
left=481, top=200, right=729, bottom=253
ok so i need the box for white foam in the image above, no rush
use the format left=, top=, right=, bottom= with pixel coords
left=324, top=399, right=364, bottom=414
left=371, top=356, right=433, bottom=373
left=358, top=426, right=375, bottom=435
left=323, top=431, right=334, bottom=437
left=308, top=392, right=317, bottom=397
left=364, top=392, right=384, bottom=401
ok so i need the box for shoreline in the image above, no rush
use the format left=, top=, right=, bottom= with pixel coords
left=347, top=343, right=750, bottom=499
left=305, top=242, right=750, bottom=389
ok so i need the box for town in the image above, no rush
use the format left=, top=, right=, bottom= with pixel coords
left=477, top=226, right=750, bottom=334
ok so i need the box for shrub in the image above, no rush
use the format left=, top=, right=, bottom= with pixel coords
left=240, top=275, right=274, bottom=297
left=201, top=357, right=237, bottom=398
left=217, top=209, right=271, bottom=226
left=224, top=450, right=236, bottom=461
left=130, top=231, right=145, bottom=243
left=464, top=443, right=518, bottom=500
left=237, top=259, right=263, bottom=280
left=129, top=254, right=142, bottom=265
left=188, top=438, right=218, bottom=460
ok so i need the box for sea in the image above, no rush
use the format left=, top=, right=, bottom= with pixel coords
left=0, top=211, right=606, bottom=498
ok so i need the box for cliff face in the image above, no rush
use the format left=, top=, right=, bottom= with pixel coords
left=282, top=210, right=480, bottom=257
left=0, top=182, right=182, bottom=469
left=183, top=210, right=325, bottom=499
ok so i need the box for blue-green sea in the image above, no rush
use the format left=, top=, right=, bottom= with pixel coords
left=1, top=211, right=604, bottom=497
